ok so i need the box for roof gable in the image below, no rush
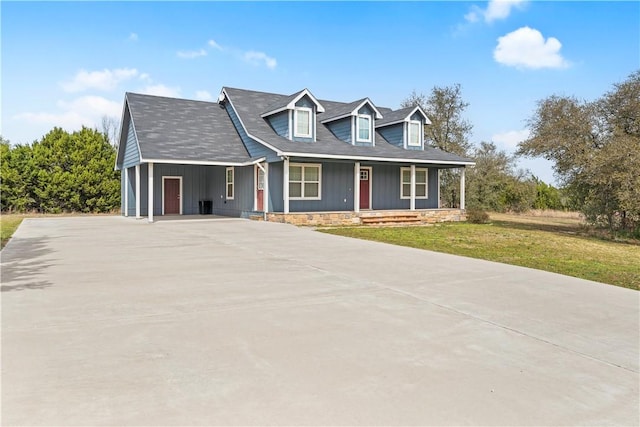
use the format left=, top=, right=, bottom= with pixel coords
left=376, top=105, right=431, bottom=128
left=260, top=88, right=325, bottom=117
left=320, top=98, right=383, bottom=124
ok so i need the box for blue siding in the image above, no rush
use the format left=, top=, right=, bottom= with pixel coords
left=209, top=165, right=254, bottom=217
left=267, top=111, right=289, bottom=138
left=268, top=161, right=284, bottom=212
left=225, top=102, right=277, bottom=160
left=295, top=97, right=314, bottom=108
left=358, top=105, right=374, bottom=116
left=410, top=112, right=423, bottom=121
left=371, top=164, right=438, bottom=210
left=122, top=121, right=141, bottom=168
left=378, top=124, right=403, bottom=148
left=327, top=117, right=351, bottom=144
left=289, top=161, right=354, bottom=212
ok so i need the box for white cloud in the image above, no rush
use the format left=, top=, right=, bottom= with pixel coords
left=491, top=129, right=530, bottom=151
left=139, top=84, right=181, bottom=98
left=14, top=95, right=121, bottom=131
left=177, top=48, right=207, bottom=59
left=494, top=26, right=569, bottom=69
left=58, top=96, right=122, bottom=118
left=195, top=90, right=213, bottom=101
left=208, top=39, right=223, bottom=50
left=243, top=50, right=277, bottom=70
left=62, top=68, right=139, bottom=92
left=128, top=32, right=138, bottom=42
left=465, top=0, right=527, bottom=23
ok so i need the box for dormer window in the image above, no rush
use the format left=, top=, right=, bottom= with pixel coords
left=357, top=115, right=372, bottom=142
left=294, top=107, right=312, bottom=138
left=408, top=121, right=422, bottom=147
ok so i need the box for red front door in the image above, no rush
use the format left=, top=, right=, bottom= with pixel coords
left=256, top=168, right=265, bottom=211
left=359, top=169, right=370, bottom=209
left=164, top=178, right=180, bottom=214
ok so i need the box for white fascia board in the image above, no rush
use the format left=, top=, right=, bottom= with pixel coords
left=357, top=98, right=383, bottom=119
left=280, top=151, right=475, bottom=166
left=260, top=89, right=326, bottom=118
left=221, top=89, right=284, bottom=156
left=140, top=157, right=266, bottom=167
left=114, top=96, right=129, bottom=170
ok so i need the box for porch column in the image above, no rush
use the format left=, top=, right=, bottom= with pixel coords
left=263, top=162, right=269, bottom=214
left=124, top=167, right=129, bottom=217
left=437, top=170, right=441, bottom=209
left=148, top=162, right=154, bottom=223
left=410, top=164, right=416, bottom=211
left=135, top=164, right=141, bottom=219
left=354, top=162, right=361, bottom=213
left=460, top=167, right=466, bottom=210
left=283, top=157, right=289, bottom=214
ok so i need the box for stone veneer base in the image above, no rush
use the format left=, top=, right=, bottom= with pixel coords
left=265, top=209, right=465, bottom=226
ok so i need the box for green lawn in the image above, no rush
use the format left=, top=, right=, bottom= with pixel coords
left=319, top=215, right=640, bottom=290
left=1, top=215, right=26, bottom=249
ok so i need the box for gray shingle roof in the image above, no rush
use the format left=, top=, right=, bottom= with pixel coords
left=126, top=92, right=254, bottom=164
left=223, top=87, right=473, bottom=165
left=375, top=106, right=415, bottom=127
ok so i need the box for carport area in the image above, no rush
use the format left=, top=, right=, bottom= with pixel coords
left=1, top=217, right=638, bottom=425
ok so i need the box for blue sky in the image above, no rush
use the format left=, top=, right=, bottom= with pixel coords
left=2, top=1, right=638, bottom=184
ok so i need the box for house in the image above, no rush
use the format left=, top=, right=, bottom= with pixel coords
left=115, top=87, right=474, bottom=225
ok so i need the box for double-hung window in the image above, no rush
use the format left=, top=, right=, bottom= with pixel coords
left=357, top=115, right=371, bottom=142
left=408, top=121, right=422, bottom=147
left=294, top=107, right=312, bottom=138
left=400, top=167, right=428, bottom=199
left=226, top=167, right=234, bottom=200
left=289, top=163, right=321, bottom=200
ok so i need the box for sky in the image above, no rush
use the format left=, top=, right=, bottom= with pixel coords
left=2, top=1, right=639, bottom=185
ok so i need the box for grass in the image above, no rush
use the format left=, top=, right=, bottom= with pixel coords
left=1, top=214, right=28, bottom=249
left=319, top=212, right=640, bottom=290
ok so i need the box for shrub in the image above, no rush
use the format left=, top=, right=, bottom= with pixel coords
left=466, top=208, right=490, bottom=224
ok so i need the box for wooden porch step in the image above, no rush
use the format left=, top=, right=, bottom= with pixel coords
left=361, top=213, right=421, bottom=225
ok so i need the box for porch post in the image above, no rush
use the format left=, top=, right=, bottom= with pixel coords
left=135, top=164, right=141, bottom=219
left=437, top=169, right=441, bottom=209
left=283, top=157, right=289, bottom=214
left=460, top=167, right=466, bottom=210
left=410, top=164, right=416, bottom=211
left=354, top=162, right=360, bottom=213
left=148, top=162, right=154, bottom=223
left=263, top=162, right=269, bottom=214
left=124, top=167, right=129, bottom=217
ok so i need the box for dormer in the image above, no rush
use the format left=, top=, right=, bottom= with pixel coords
left=260, top=89, right=325, bottom=143
left=321, top=98, right=383, bottom=147
left=375, top=105, right=431, bottom=150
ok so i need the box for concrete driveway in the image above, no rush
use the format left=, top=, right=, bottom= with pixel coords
left=2, top=216, right=638, bottom=426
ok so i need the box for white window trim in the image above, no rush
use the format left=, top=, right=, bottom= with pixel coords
left=356, top=114, right=372, bottom=143
left=289, top=163, right=322, bottom=201
left=161, top=175, right=183, bottom=215
left=293, top=107, right=313, bottom=138
left=407, top=120, right=422, bottom=147
left=226, top=166, right=234, bottom=200
left=400, top=167, right=428, bottom=199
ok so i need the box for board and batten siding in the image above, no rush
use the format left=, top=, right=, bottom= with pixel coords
left=377, top=124, right=403, bottom=148
left=289, top=161, right=354, bottom=212
left=209, top=165, right=254, bottom=217
left=371, top=164, right=439, bottom=210
left=326, top=118, right=352, bottom=144
left=122, top=121, right=141, bottom=169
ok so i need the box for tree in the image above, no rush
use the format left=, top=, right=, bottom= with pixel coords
left=100, top=115, right=120, bottom=148
left=0, top=127, right=121, bottom=213
left=402, top=84, right=473, bottom=207
left=518, top=71, right=640, bottom=232
left=466, top=142, right=536, bottom=212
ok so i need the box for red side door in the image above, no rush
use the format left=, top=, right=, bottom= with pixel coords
left=359, top=169, right=370, bottom=210
left=257, top=169, right=265, bottom=211
left=164, top=178, right=180, bottom=214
